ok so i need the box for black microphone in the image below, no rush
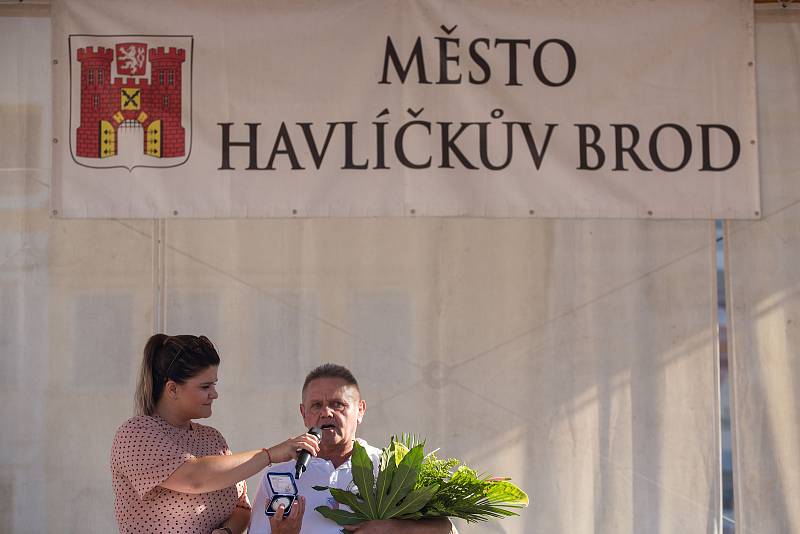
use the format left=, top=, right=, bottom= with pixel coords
left=295, top=427, right=322, bottom=479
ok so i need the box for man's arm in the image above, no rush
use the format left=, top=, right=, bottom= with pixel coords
left=342, top=518, right=457, bottom=534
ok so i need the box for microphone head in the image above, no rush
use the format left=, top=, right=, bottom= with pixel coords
left=295, top=427, right=323, bottom=479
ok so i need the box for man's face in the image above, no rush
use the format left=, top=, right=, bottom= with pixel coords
left=300, top=377, right=365, bottom=452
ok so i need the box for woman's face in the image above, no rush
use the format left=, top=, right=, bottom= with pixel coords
left=174, top=365, right=219, bottom=420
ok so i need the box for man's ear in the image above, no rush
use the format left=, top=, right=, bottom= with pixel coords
left=357, top=399, right=366, bottom=424
left=299, top=403, right=306, bottom=419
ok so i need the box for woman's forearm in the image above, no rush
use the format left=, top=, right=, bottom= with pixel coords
left=160, top=434, right=319, bottom=493
left=160, top=432, right=320, bottom=494
left=162, top=448, right=269, bottom=494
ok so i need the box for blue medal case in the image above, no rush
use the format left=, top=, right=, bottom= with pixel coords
left=265, top=472, right=298, bottom=518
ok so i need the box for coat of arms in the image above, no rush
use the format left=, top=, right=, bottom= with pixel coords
left=68, top=35, right=192, bottom=170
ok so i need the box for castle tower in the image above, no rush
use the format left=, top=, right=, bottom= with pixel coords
left=76, top=47, right=114, bottom=158
left=148, top=47, right=186, bottom=158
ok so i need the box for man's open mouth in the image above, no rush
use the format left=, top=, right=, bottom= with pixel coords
left=320, top=424, right=336, bottom=431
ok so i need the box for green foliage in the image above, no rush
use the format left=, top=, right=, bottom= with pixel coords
left=315, top=507, right=364, bottom=526
left=418, top=463, right=528, bottom=522
left=350, top=443, right=378, bottom=516
left=315, top=440, right=438, bottom=524
left=315, top=436, right=529, bottom=526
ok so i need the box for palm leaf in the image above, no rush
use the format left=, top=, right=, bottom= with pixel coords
left=318, top=435, right=528, bottom=525
left=393, top=441, right=410, bottom=466
left=374, top=448, right=397, bottom=509
left=395, top=433, right=425, bottom=450
left=350, top=441, right=378, bottom=516
left=377, top=443, right=425, bottom=516
left=386, top=484, right=439, bottom=518
left=314, top=506, right=365, bottom=525
left=328, top=488, right=371, bottom=517
left=485, top=480, right=529, bottom=506
left=379, top=443, right=393, bottom=471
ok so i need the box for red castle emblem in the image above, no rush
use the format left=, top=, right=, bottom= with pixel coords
left=72, top=37, right=190, bottom=165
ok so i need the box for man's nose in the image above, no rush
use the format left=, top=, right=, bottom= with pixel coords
left=210, top=387, right=219, bottom=399
left=321, top=404, right=334, bottom=416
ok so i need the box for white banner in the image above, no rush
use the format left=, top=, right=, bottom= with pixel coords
left=51, top=0, right=759, bottom=219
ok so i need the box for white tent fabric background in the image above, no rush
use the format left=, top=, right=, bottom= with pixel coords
left=163, top=217, right=719, bottom=534
left=0, top=3, right=794, bottom=534
left=727, top=6, right=800, bottom=534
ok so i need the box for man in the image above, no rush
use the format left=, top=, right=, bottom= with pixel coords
left=249, top=363, right=455, bottom=534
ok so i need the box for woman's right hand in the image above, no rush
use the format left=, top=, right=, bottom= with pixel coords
left=268, top=432, right=320, bottom=464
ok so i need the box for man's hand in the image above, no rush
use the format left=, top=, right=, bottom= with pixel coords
left=343, top=518, right=456, bottom=534
left=268, top=496, right=306, bottom=534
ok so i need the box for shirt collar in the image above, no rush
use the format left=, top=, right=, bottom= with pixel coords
left=311, top=438, right=370, bottom=470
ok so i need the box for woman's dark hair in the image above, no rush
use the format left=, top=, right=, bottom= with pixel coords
left=135, top=334, right=220, bottom=416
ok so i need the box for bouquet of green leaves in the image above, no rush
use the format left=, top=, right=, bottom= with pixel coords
left=314, top=435, right=528, bottom=526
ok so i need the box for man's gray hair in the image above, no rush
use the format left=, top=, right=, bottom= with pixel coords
left=302, top=363, right=360, bottom=396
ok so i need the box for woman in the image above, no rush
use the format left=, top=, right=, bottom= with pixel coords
left=111, top=334, right=319, bottom=533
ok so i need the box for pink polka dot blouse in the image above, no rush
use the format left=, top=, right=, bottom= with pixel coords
left=110, top=415, right=250, bottom=533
